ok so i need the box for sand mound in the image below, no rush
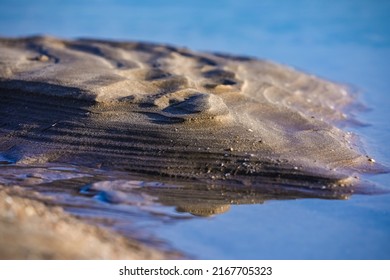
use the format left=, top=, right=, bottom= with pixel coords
left=0, top=35, right=384, bottom=191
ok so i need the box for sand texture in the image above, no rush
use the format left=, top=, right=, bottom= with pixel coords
left=0, top=35, right=387, bottom=259
left=0, top=185, right=169, bottom=259
left=0, top=36, right=383, bottom=190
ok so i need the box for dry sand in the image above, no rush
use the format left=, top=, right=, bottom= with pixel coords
left=0, top=185, right=169, bottom=259
left=0, top=35, right=386, bottom=259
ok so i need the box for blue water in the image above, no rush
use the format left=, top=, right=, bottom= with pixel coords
left=1, top=0, right=389, bottom=259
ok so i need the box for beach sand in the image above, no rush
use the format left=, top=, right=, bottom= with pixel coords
left=0, top=36, right=386, bottom=259
left=0, top=185, right=169, bottom=259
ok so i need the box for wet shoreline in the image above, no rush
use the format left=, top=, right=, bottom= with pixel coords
left=0, top=36, right=387, bottom=259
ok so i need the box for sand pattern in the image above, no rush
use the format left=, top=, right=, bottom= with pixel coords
left=0, top=35, right=387, bottom=259
left=0, top=35, right=384, bottom=192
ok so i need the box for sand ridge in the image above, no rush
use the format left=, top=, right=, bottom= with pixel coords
left=0, top=35, right=385, bottom=191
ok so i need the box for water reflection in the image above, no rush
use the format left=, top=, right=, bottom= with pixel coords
left=0, top=163, right=382, bottom=254
left=1, top=164, right=356, bottom=218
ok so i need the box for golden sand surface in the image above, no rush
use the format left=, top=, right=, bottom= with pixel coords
left=0, top=36, right=386, bottom=259
left=0, top=36, right=382, bottom=187
left=0, top=185, right=169, bottom=259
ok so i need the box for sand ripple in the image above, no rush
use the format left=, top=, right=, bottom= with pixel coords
left=0, top=36, right=385, bottom=191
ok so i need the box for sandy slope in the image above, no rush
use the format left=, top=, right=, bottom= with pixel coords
left=0, top=36, right=386, bottom=259
left=0, top=36, right=382, bottom=190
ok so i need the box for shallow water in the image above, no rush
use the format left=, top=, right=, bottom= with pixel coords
left=1, top=0, right=389, bottom=259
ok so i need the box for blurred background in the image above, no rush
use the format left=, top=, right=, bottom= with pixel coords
left=1, top=0, right=389, bottom=259
left=0, top=0, right=388, bottom=68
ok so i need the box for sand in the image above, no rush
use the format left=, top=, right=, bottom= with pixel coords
left=0, top=185, right=169, bottom=259
left=0, top=36, right=383, bottom=186
left=0, top=35, right=386, bottom=259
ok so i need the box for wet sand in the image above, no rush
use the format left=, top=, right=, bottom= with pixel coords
left=0, top=36, right=386, bottom=259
